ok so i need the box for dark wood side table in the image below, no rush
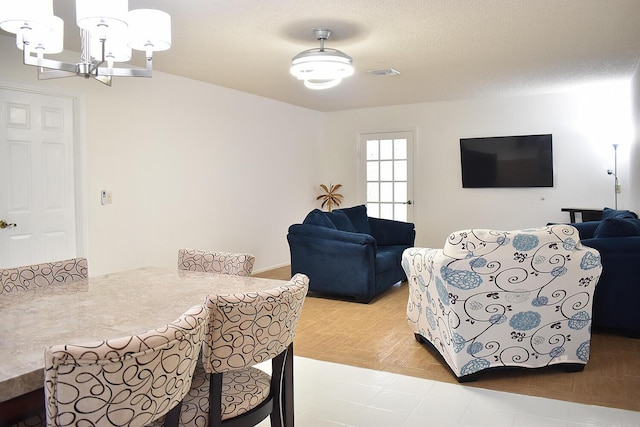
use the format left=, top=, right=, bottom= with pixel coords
left=561, top=208, right=603, bottom=222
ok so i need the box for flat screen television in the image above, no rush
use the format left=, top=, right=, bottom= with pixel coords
left=460, top=134, right=553, bottom=188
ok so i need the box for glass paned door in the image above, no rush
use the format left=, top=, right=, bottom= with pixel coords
left=360, top=131, right=413, bottom=221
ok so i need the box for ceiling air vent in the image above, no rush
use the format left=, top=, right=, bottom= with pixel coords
left=367, top=68, right=400, bottom=77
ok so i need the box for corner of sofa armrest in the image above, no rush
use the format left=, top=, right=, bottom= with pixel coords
left=581, top=235, right=640, bottom=253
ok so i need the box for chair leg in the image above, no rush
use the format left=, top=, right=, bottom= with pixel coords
left=163, top=401, right=182, bottom=427
left=282, top=343, right=295, bottom=427
left=269, top=350, right=287, bottom=427
left=209, top=373, right=224, bottom=427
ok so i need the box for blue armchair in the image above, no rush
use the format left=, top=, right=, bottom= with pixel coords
left=287, top=205, right=415, bottom=303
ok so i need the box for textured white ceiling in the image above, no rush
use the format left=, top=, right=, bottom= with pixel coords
left=10, top=0, right=640, bottom=111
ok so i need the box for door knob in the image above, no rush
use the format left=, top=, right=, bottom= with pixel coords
left=0, top=220, right=17, bottom=229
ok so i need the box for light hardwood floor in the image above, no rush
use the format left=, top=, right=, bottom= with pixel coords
left=254, top=266, right=640, bottom=412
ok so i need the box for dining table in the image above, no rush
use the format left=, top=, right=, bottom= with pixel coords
left=0, top=266, right=295, bottom=426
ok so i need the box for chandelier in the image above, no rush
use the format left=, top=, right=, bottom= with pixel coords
left=290, top=29, right=354, bottom=90
left=0, top=0, right=171, bottom=86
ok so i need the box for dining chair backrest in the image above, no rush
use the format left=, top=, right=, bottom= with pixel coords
left=44, top=304, right=209, bottom=427
left=177, top=249, right=255, bottom=276
left=0, top=257, right=88, bottom=296
left=202, top=273, right=309, bottom=373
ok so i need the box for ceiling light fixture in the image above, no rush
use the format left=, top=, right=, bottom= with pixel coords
left=0, top=0, right=171, bottom=86
left=290, top=28, right=354, bottom=90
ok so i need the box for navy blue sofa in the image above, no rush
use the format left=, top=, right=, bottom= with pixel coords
left=568, top=208, right=640, bottom=337
left=287, top=205, right=415, bottom=303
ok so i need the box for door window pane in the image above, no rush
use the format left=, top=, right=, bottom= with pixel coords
left=380, top=182, right=393, bottom=202
left=367, top=182, right=379, bottom=202
left=366, top=140, right=379, bottom=160
left=394, top=139, right=407, bottom=159
left=380, top=139, right=393, bottom=160
left=380, top=203, right=393, bottom=219
left=380, top=161, right=393, bottom=181
left=394, top=204, right=407, bottom=222
left=367, top=161, right=379, bottom=181
left=367, top=203, right=380, bottom=218
left=394, top=182, right=407, bottom=202
left=394, top=160, right=407, bottom=181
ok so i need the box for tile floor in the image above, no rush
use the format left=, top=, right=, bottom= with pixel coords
left=257, top=356, right=640, bottom=427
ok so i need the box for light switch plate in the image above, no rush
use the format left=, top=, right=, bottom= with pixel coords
left=101, top=190, right=113, bottom=205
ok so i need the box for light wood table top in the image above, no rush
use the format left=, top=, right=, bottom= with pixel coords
left=0, top=267, right=288, bottom=403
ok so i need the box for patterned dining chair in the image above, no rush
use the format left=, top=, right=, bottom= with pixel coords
left=0, top=257, right=88, bottom=296
left=178, top=273, right=309, bottom=427
left=44, top=304, right=209, bottom=427
left=177, top=249, right=255, bottom=277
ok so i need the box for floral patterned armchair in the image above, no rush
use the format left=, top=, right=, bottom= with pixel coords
left=402, top=225, right=602, bottom=381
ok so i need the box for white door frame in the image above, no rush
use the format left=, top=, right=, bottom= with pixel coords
left=0, top=80, right=88, bottom=265
left=357, top=129, right=415, bottom=221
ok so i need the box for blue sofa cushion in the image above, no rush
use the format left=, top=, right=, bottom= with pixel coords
left=338, top=205, right=372, bottom=235
left=567, top=222, right=600, bottom=240
left=601, top=207, right=638, bottom=220
left=594, top=218, right=640, bottom=238
left=303, top=209, right=336, bottom=229
left=325, top=210, right=356, bottom=232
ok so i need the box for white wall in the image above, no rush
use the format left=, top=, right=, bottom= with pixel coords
left=325, top=84, right=637, bottom=248
left=0, top=35, right=325, bottom=275
left=630, top=62, right=640, bottom=211
left=2, top=33, right=638, bottom=273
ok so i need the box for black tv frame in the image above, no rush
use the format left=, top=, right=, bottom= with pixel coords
left=460, top=134, right=553, bottom=188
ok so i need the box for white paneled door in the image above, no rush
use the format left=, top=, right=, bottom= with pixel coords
left=0, top=88, right=77, bottom=268
left=359, top=131, right=414, bottom=221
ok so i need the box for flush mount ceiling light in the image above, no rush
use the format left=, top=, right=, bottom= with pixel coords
left=290, top=28, right=354, bottom=90
left=0, top=0, right=171, bottom=86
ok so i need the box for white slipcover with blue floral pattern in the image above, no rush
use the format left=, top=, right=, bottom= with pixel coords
left=402, top=225, right=602, bottom=379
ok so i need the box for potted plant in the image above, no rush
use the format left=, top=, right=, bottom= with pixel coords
left=317, top=183, right=343, bottom=212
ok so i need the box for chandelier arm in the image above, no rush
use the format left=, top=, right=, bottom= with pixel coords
left=23, top=43, right=153, bottom=79
left=23, top=48, right=77, bottom=74
left=97, top=58, right=153, bottom=77
left=36, top=68, right=77, bottom=80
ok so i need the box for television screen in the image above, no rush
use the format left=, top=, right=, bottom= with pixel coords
left=460, top=134, right=553, bottom=188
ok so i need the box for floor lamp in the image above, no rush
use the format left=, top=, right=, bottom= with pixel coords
left=607, top=143, right=619, bottom=209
